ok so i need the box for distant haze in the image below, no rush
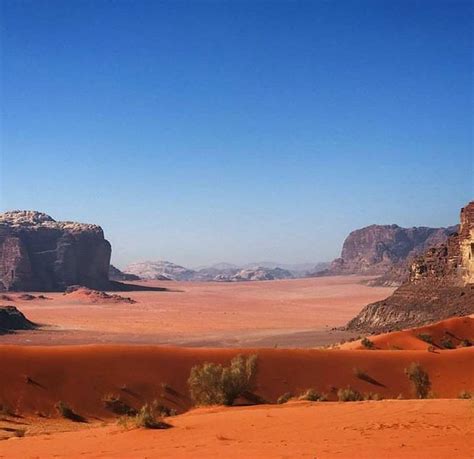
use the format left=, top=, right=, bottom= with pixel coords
left=1, top=1, right=472, bottom=267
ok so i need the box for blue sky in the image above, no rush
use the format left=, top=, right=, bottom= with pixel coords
left=1, top=0, right=472, bottom=268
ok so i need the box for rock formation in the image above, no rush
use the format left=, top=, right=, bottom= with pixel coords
left=109, top=265, right=140, bottom=282
left=320, top=223, right=457, bottom=285
left=218, top=266, right=294, bottom=282
left=347, top=202, right=474, bottom=332
left=0, top=211, right=111, bottom=291
left=0, top=305, right=36, bottom=333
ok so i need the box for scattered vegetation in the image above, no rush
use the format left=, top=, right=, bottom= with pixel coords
left=337, top=387, right=363, bottom=402
left=353, top=367, right=385, bottom=387
left=55, top=401, right=86, bottom=422
left=298, top=389, right=328, bottom=402
left=458, top=390, right=472, bottom=399
left=188, top=354, right=258, bottom=406
left=133, top=403, right=169, bottom=429
left=417, top=333, right=434, bottom=345
left=118, top=403, right=171, bottom=429
left=361, top=337, right=375, bottom=349
left=102, top=393, right=137, bottom=416
left=277, top=392, right=293, bottom=404
left=404, top=363, right=431, bottom=399
left=440, top=337, right=455, bottom=349
left=460, top=339, right=472, bottom=347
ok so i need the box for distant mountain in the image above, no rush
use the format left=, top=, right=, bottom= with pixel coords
left=124, top=260, right=326, bottom=282
left=227, top=266, right=294, bottom=282
left=109, top=265, right=140, bottom=282
left=123, top=261, right=195, bottom=281
left=318, top=224, right=457, bottom=285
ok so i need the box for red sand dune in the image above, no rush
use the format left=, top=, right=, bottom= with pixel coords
left=341, top=316, right=474, bottom=350
left=0, top=400, right=472, bottom=458
left=0, top=344, right=472, bottom=419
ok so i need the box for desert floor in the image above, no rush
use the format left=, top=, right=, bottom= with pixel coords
left=1, top=279, right=472, bottom=458
left=1, top=400, right=472, bottom=459
left=0, top=276, right=393, bottom=347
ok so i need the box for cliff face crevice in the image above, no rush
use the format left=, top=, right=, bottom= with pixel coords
left=0, top=211, right=111, bottom=292
left=347, top=202, right=474, bottom=332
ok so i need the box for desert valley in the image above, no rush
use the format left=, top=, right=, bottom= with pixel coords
left=2, top=2, right=472, bottom=457
left=0, top=202, right=472, bottom=458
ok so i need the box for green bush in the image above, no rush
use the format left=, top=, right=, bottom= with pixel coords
left=102, top=393, right=137, bottom=416
left=440, top=337, right=455, bottom=349
left=417, top=333, right=434, bottom=345
left=404, top=363, right=431, bottom=399
left=298, top=389, right=326, bottom=401
left=277, top=392, right=293, bottom=404
left=361, top=337, right=375, bottom=349
left=460, top=339, right=472, bottom=347
left=55, top=401, right=85, bottom=422
left=337, top=387, right=363, bottom=402
left=188, top=354, right=258, bottom=406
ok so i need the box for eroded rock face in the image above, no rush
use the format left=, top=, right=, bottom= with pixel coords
left=0, top=211, right=111, bottom=291
left=347, top=202, right=474, bottom=332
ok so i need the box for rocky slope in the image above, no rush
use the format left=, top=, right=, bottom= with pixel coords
left=0, top=211, right=111, bottom=291
left=108, top=265, right=140, bottom=282
left=0, top=305, right=36, bottom=333
left=347, top=201, right=474, bottom=332
left=321, top=223, right=457, bottom=285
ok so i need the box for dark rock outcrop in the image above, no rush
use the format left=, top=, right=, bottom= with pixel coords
left=109, top=265, right=140, bottom=282
left=0, top=305, right=36, bottom=333
left=347, top=202, right=474, bottom=332
left=321, top=223, right=457, bottom=285
left=0, top=211, right=111, bottom=291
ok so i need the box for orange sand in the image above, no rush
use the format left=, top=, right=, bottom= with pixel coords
left=1, top=400, right=472, bottom=458
left=341, top=316, right=474, bottom=350
left=0, top=344, right=472, bottom=418
left=0, top=276, right=393, bottom=347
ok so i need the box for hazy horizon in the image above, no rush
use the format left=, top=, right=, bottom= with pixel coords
left=1, top=0, right=472, bottom=267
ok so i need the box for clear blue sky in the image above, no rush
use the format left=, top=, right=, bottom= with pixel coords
left=1, top=0, right=472, bottom=268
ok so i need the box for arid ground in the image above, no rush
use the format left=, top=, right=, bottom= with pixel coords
left=1, top=278, right=472, bottom=458
left=0, top=276, right=393, bottom=347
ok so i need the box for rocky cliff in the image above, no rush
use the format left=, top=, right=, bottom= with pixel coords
left=322, top=223, right=456, bottom=285
left=0, top=211, right=111, bottom=291
left=347, top=202, right=474, bottom=332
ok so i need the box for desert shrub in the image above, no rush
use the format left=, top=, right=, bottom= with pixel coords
left=361, top=337, right=375, bottom=349
left=118, top=403, right=171, bottom=429
left=440, top=337, right=455, bottom=349
left=55, top=401, right=85, bottom=422
left=277, top=392, right=293, bottom=404
left=298, top=389, right=326, bottom=402
left=458, top=390, right=472, bottom=399
left=102, top=393, right=137, bottom=416
left=417, top=333, right=434, bottom=345
left=188, top=354, right=257, bottom=406
left=460, top=339, right=472, bottom=347
left=133, top=404, right=167, bottom=429
left=404, top=363, right=431, bottom=399
left=337, top=387, right=363, bottom=402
